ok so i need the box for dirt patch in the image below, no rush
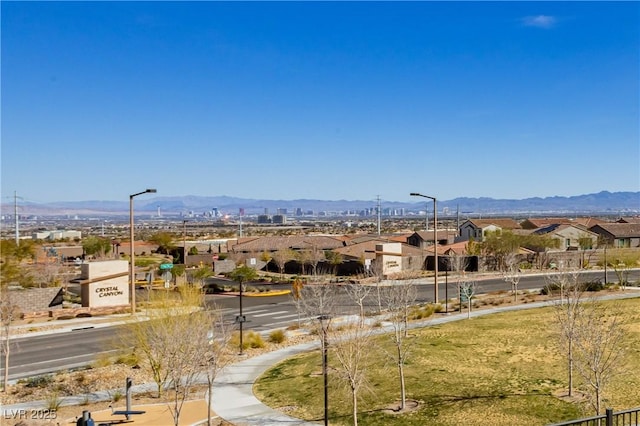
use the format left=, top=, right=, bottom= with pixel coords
left=552, top=388, right=589, bottom=404
left=382, top=399, right=422, bottom=414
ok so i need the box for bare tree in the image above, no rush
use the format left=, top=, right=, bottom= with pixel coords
left=448, top=253, right=470, bottom=313
left=290, top=277, right=305, bottom=327
left=606, top=248, right=640, bottom=290
left=163, top=305, right=211, bottom=425
left=381, top=280, right=417, bottom=410
left=120, top=286, right=214, bottom=426
left=301, top=244, right=324, bottom=276
left=299, top=283, right=337, bottom=329
left=549, top=268, right=584, bottom=397
left=345, top=283, right=372, bottom=327
left=203, top=306, right=233, bottom=426
left=459, top=281, right=478, bottom=319
left=573, top=300, right=626, bottom=415
left=502, top=252, right=522, bottom=303
left=1, top=286, right=21, bottom=392
left=330, top=318, right=373, bottom=426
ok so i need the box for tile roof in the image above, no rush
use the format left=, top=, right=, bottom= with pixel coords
left=466, top=219, right=522, bottom=229
left=590, top=223, right=640, bottom=238
left=231, top=235, right=345, bottom=252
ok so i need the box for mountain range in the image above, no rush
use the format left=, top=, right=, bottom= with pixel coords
left=2, top=191, right=639, bottom=217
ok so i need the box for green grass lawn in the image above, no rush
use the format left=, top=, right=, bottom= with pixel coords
left=254, top=297, right=640, bottom=425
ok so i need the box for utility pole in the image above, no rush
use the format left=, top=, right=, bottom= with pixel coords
left=14, top=191, right=20, bottom=245
left=377, top=195, right=381, bottom=236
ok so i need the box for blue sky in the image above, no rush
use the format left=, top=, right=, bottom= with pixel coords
left=2, top=1, right=638, bottom=204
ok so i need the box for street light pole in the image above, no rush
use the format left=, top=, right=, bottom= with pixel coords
left=129, top=189, right=157, bottom=315
left=410, top=192, right=438, bottom=304
left=318, top=314, right=331, bottom=426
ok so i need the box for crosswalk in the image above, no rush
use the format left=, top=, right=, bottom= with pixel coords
left=217, top=305, right=313, bottom=331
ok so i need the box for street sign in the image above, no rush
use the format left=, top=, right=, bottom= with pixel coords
left=159, top=263, right=173, bottom=270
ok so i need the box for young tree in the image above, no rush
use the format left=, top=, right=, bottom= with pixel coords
left=460, top=281, right=478, bottom=319
left=573, top=301, right=626, bottom=415
left=204, top=307, right=232, bottom=426
left=331, top=316, right=373, bottom=426
left=502, top=252, right=522, bottom=303
left=549, top=268, right=584, bottom=397
left=345, top=283, right=372, bottom=327
left=381, top=280, right=417, bottom=410
left=1, top=285, right=21, bottom=392
left=290, top=277, right=305, bottom=327
left=120, top=286, right=211, bottom=425
left=606, top=248, right=640, bottom=290
left=302, top=244, right=324, bottom=276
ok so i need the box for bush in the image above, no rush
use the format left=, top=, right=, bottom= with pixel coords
left=24, top=375, right=54, bottom=388
left=268, top=329, right=286, bottom=344
left=46, top=391, right=63, bottom=410
left=231, top=331, right=266, bottom=349
left=409, top=304, right=436, bottom=320
left=248, top=331, right=266, bottom=348
left=111, top=390, right=124, bottom=402
left=115, top=352, right=140, bottom=367
left=582, top=279, right=605, bottom=292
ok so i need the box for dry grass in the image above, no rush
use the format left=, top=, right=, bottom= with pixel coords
left=254, top=296, right=640, bottom=426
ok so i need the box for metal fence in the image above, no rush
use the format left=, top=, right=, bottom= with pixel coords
left=549, top=407, right=640, bottom=426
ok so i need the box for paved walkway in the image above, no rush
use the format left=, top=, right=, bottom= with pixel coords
left=2, top=288, right=639, bottom=426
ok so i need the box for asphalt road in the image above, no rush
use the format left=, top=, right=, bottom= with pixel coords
left=3, top=269, right=637, bottom=381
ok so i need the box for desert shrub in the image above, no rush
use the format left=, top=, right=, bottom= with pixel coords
left=111, top=390, right=124, bottom=402
left=268, top=329, right=286, bottom=344
left=46, top=391, right=63, bottom=410
left=115, top=352, right=140, bottom=367
left=247, top=331, right=265, bottom=348
left=24, top=375, right=54, bottom=388
left=582, top=279, right=605, bottom=292
left=231, top=331, right=266, bottom=349
left=409, top=304, right=436, bottom=320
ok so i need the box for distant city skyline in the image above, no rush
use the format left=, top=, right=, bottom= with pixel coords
left=2, top=2, right=638, bottom=204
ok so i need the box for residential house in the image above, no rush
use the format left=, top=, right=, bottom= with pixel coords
left=520, top=217, right=606, bottom=230
left=532, top=224, right=599, bottom=250
left=406, top=230, right=456, bottom=250
left=458, top=219, right=521, bottom=242
left=589, top=223, right=640, bottom=248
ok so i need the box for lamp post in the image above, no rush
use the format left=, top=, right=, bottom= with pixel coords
left=318, top=314, right=331, bottom=426
left=410, top=192, right=438, bottom=304
left=129, top=188, right=157, bottom=314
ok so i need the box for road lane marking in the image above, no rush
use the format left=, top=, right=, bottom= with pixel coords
left=272, top=313, right=299, bottom=319
left=252, top=311, right=289, bottom=317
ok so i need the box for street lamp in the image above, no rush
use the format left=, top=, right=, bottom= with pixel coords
left=129, top=188, right=157, bottom=314
left=410, top=192, right=438, bottom=304
left=318, top=314, right=331, bottom=426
